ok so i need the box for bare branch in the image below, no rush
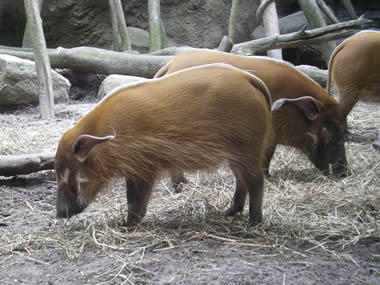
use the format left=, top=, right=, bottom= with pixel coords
left=232, top=16, right=371, bottom=55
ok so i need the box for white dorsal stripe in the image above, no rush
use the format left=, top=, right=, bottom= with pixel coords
left=97, top=62, right=271, bottom=107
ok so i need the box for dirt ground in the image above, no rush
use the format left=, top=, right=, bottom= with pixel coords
left=0, top=98, right=379, bottom=284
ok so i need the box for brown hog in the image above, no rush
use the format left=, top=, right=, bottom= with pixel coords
left=327, top=30, right=380, bottom=131
left=55, top=63, right=272, bottom=226
left=154, top=49, right=347, bottom=189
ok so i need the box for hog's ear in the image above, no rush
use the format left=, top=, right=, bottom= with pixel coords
left=272, top=96, right=320, bottom=121
left=72, top=134, right=115, bottom=162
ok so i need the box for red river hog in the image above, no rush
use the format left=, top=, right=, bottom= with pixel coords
left=154, top=49, right=347, bottom=190
left=327, top=30, right=380, bottom=131
left=55, top=63, right=272, bottom=226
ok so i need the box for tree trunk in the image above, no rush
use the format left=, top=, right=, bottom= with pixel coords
left=160, top=19, right=168, bottom=49
left=341, top=0, right=357, bottom=20
left=260, top=0, right=282, bottom=59
left=148, top=0, right=161, bottom=52
left=298, top=0, right=336, bottom=65
left=0, top=153, right=55, bottom=177
left=228, top=0, right=240, bottom=43
left=109, top=0, right=131, bottom=51
left=316, top=0, right=339, bottom=24
left=24, top=0, right=54, bottom=119
left=22, top=0, right=43, bottom=48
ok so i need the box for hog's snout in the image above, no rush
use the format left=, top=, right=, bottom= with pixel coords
left=56, top=188, right=87, bottom=219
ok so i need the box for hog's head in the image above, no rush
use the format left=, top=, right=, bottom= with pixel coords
left=272, top=96, right=347, bottom=176
left=55, top=134, right=114, bottom=219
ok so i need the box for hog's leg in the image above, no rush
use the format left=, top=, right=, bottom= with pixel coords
left=245, top=172, right=264, bottom=225
left=223, top=170, right=248, bottom=217
left=337, top=86, right=359, bottom=134
left=169, top=169, right=188, bottom=193
left=263, top=144, right=276, bottom=176
left=124, top=176, right=155, bottom=226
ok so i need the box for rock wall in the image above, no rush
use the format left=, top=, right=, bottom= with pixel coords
left=0, top=0, right=298, bottom=50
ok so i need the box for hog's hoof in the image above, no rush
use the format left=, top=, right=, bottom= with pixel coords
left=332, top=164, right=349, bottom=178
left=172, top=178, right=188, bottom=193
left=248, top=216, right=263, bottom=226
left=373, top=141, right=380, bottom=152
left=222, top=206, right=243, bottom=217
left=122, top=214, right=142, bottom=227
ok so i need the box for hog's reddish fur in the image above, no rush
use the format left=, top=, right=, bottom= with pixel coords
left=55, top=63, right=272, bottom=225
left=155, top=50, right=341, bottom=172
left=327, top=30, right=380, bottom=122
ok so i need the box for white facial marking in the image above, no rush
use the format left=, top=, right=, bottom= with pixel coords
left=58, top=169, right=70, bottom=186
left=77, top=174, right=89, bottom=184
left=76, top=173, right=89, bottom=206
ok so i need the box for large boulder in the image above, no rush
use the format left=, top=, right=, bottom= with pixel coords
left=97, top=74, right=145, bottom=100
left=0, top=54, right=70, bottom=107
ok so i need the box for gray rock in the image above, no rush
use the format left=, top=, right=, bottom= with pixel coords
left=0, top=54, right=70, bottom=107
left=128, top=27, right=178, bottom=53
left=97, top=74, right=146, bottom=100
left=252, top=11, right=308, bottom=39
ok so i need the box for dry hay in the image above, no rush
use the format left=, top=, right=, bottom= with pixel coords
left=0, top=101, right=379, bottom=283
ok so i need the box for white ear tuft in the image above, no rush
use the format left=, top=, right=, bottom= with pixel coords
left=72, top=134, right=115, bottom=162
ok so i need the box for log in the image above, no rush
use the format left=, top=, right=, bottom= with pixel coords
left=149, top=46, right=196, bottom=56
left=228, top=0, right=240, bottom=43
left=0, top=153, right=55, bottom=177
left=316, top=0, right=339, bottom=24
left=298, top=0, right=336, bottom=65
left=296, top=64, right=328, bottom=87
left=260, top=0, right=282, bottom=59
left=24, top=0, right=55, bottom=119
left=0, top=46, right=172, bottom=78
left=148, top=0, right=161, bottom=52
left=232, top=16, right=371, bottom=55
left=0, top=18, right=370, bottom=78
left=109, top=0, right=131, bottom=51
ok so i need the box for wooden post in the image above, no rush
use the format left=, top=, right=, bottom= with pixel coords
left=148, top=0, right=161, bottom=52
left=217, top=36, right=234, bottom=52
left=22, top=0, right=43, bottom=48
left=160, top=19, right=168, bottom=49
left=228, top=0, right=240, bottom=43
left=24, top=0, right=54, bottom=119
left=298, top=0, right=336, bottom=65
left=260, top=0, right=282, bottom=59
left=316, top=0, right=339, bottom=24
left=109, top=0, right=131, bottom=51
left=341, top=0, right=357, bottom=20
